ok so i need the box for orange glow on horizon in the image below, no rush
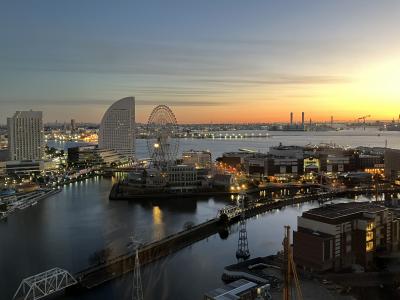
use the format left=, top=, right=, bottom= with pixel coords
left=166, top=59, right=400, bottom=124
left=38, top=59, right=400, bottom=124
left=134, top=57, right=400, bottom=124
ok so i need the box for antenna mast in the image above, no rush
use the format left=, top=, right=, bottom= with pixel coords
left=236, top=192, right=250, bottom=261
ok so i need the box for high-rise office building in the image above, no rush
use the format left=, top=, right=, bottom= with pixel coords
left=384, top=148, right=400, bottom=180
left=290, top=112, right=293, bottom=125
left=301, top=112, right=305, bottom=127
left=71, top=119, right=76, bottom=133
left=7, top=111, right=44, bottom=161
left=99, top=97, right=135, bottom=160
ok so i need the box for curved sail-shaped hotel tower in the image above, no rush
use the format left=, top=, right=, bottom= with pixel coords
left=99, top=97, right=135, bottom=160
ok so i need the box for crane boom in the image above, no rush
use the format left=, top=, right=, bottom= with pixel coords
left=283, top=226, right=302, bottom=300
left=358, top=114, right=371, bottom=120
left=358, top=115, right=371, bottom=130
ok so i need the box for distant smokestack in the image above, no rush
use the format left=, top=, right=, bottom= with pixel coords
left=301, top=112, right=305, bottom=127
left=290, top=112, right=293, bottom=126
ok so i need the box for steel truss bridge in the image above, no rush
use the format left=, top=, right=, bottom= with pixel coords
left=13, top=268, right=77, bottom=300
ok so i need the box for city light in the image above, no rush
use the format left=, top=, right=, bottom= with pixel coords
left=1, top=3, right=400, bottom=300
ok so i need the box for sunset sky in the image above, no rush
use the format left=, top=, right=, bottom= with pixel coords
left=1, top=1, right=400, bottom=124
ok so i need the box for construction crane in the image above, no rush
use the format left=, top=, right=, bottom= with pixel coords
left=358, top=115, right=371, bottom=130
left=283, top=226, right=302, bottom=300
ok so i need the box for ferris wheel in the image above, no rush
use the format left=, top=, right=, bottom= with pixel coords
left=146, top=105, right=179, bottom=168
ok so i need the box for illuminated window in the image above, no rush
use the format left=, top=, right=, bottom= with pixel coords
left=366, top=223, right=374, bottom=231
left=366, top=231, right=374, bottom=242
left=366, top=241, right=374, bottom=252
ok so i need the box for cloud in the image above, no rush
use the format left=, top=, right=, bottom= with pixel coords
left=112, top=86, right=235, bottom=97
left=284, top=94, right=318, bottom=97
left=137, top=100, right=223, bottom=106
left=194, top=74, right=351, bottom=86
left=0, top=98, right=112, bottom=106
left=0, top=98, right=224, bottom=107
left=0, top=37, right=236, bottom=77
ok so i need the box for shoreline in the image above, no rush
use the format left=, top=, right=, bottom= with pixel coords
left=0, top=188, right=61, bottom=220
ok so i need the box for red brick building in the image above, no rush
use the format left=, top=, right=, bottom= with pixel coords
left=293, top=202, right=400, bottom=272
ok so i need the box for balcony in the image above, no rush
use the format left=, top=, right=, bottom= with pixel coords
left=366, top=222, right=374, bottom=231
left=366, top=231, right=374, bottom=242
left=366, top=241, right=374, bottom=252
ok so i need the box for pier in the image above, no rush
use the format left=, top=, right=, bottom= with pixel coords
left=73, top=218, right=220, bottom=289
left=184, top=133, right=272, bottom=139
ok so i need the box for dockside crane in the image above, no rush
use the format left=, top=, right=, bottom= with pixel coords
left=283, top=226, right=302, bottom=300
left=358, top=115, right=371, bottom=130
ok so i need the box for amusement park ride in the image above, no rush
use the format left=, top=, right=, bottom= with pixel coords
left=146, top=105, right=179, bottom=169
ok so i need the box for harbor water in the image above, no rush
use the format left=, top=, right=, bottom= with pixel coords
left=1, top=129, right=400, bottom=299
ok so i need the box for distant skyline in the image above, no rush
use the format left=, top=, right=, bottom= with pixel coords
left=1, top=1, right=400, bottom=124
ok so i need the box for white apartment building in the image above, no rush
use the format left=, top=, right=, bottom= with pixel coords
left=7, top=111, right=44, bottom=161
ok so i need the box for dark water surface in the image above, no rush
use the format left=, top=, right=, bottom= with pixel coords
left=0, top=177, right=230, bottom=299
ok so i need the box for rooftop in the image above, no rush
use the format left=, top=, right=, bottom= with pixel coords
left=204, top=279, right=257, bottom=300
left=222, top=151, right=256, bottom=157
left=303, top=202, right=386, bottom=220
left=182, top=149, right=211, bottom=154
left=270, top=145, right=303, bottom=150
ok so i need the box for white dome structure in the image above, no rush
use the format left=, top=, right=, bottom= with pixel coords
left=99, top=97, right=135, bottom=160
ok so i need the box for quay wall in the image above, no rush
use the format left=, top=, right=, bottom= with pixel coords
left=74, top=218, right=219, bottom=289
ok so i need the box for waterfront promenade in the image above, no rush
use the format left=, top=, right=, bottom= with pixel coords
left=0, top=188, right=61, bottom=220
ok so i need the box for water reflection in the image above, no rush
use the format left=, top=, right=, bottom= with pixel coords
left=153, top=206, right=163, bottom=225
left=151, top=198, right=198, bottom=213
left=152, top=206, right=164, bottom=240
